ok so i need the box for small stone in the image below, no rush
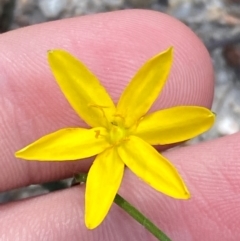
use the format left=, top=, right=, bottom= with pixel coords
left=169, top=1, right=192, bottom=20
left=216, top=69, right=231, bottom=84
left=222, top=44, right=240, bottom=73
left=38, top=0, right=67, bottom=18
left=126, top=0, right=153, bottom=8
left=103, top=0, right=124, bottom=9
left=69, top=0, right=88, bottom=15
left=217, top=116, right=239, bottom=135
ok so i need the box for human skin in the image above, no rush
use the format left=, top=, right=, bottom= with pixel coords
left=0, top=9, right=239, bottom=241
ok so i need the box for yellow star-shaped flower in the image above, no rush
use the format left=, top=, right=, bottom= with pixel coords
left=15, top=47, right=215, bottom=229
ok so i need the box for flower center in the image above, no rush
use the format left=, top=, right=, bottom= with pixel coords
left=109, top=122, right=126, bottom=145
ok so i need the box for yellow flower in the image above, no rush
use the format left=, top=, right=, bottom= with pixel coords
left=15, top=47, right=215, bottom=229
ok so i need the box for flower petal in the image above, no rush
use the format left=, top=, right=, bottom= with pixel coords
left=85, top=147, right=124, bottom=229
left=135, top=106, right=215, bottom=145
left=48, top=50, right=116, bottom=128
left=118, top=136, right=190, bottom=199
left=15, top=127, right=110, bottom=161
left=116, top=47, right=173, bottom=128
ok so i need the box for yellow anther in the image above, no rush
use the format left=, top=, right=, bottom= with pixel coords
left=94, top=130, right=101, bottom=138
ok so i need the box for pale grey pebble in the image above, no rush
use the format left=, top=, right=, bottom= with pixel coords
left=38, top=0, right=67, bottom=18
left=217, top=116, right=239, bottom=135
left=103, top=0, right=124, bottom=8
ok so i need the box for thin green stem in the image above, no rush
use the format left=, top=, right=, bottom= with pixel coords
left=74, top=173, right=172, bottom=241
left=114, top=194, right=171, bottom=241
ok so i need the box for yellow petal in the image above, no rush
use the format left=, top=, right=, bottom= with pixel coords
left=135, top=106, right=215, bottom=145
left=116, top=47, right=173, bottom=128
left=85, top=147, right=124, bottom=229
left=15, top=127, right=110, bottom=161
left=48, top=50, right=116, bottom=128
left=118, top=136, right=190, bottom=199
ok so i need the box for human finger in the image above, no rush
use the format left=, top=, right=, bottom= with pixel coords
left=0, top=10, right=213, bottom=191
left=0, top=133, right=238, bottom=241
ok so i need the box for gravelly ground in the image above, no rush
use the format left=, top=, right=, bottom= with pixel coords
left=0, top=0, right=240, bottom=201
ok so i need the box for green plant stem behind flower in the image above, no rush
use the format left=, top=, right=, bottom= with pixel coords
left=74, top=173, right=172, bottom=241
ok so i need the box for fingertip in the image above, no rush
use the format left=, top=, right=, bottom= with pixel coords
left=0, top=10, right=214, bottom=191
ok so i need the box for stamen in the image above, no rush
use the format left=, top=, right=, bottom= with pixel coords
left=88, top=104, right=109, bottom=115
left=111, top=136, right=130, bottom=147
left=113, top=113, right=126, bottom=127
left=88, top=104, right=109, bottom=109
left=129, top=116, right=144, bottom=134
left=136, top=116, right=144, bottom=128
left=113, top=113, right=125, bottom=120
left=88, top=103, right=109, bottom=119
left=122, top=136, right=130, bottom=142
left=137, top=116, right=144, bottom=124
left=94, top=129, right=109, bottom=140
left=94, top=130, right=101, bottom=138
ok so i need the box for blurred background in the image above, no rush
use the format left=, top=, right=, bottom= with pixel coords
left=0, top=0, right=240, bottom=201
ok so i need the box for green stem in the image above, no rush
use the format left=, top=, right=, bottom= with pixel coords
left=74, top=173, right=171, bottom=241
left=114, top=194, right=171, bottom=241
